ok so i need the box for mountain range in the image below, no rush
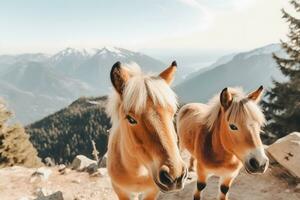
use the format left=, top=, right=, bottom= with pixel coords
left=175, top=44, right=285, bottom=103
left=0, top=44, right=285, bottom=124
left=0, top=47, right=166, bottom=124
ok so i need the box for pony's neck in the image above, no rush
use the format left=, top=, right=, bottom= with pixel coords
left=210, top=111, right=234, bottom=160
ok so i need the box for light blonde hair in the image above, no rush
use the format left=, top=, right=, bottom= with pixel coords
left=107, top=63, right=178, bottom=125
left=204, top=87, right=266, bottom=130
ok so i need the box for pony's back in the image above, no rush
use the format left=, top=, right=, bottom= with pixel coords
left=177, top=103, right=208, bottom=152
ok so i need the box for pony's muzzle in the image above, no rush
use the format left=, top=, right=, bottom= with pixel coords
left=244, top=148, right=269, bottom=174
left=157, top=165, right=188, bottom=192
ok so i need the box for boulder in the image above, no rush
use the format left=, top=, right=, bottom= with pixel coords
left=34, top=191, right=64, bottom=200
left=86, top=163, right=98, bottom=175
left=267, top=132, right=300, bottom=178
left=71, top=155, right=97, bottom=171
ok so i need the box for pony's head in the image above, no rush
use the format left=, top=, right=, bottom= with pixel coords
left=219, top=87, right=269, bottom=173
left=207, top=87, right=269, bottom=174
left=108, top=61, right=187, bottom=192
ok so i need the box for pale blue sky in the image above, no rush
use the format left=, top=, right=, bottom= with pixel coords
left=0, top=0, right=288, bottom=54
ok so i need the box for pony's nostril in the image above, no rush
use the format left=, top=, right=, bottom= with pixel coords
left=249, top=158, right=260, bottom=170
left=260, top=159, right=269, bottom=171
left=159, top=170, right=174, bottom=186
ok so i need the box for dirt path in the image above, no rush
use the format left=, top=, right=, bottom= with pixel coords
left=0, top=164, right=299, bottom=200
left=159, top=167, right=300, bottom=200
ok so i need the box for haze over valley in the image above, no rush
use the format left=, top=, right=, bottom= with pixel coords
left=0, top=43, right=285, bottom=124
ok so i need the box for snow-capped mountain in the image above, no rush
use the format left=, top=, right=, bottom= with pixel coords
left=52, top=47, right=97, bottom=60
left=0, top=44, right=284, bottom=124
left=175, top=44, right=285, bottom=103
left=94, top=46, right=128, bottom=58
left=0, top=47, right=166, bottom=124
left=50, top=47, right=166, bottom=92
left=50, top=48, right=96, bottom=75
left=72, top=47, right=166, bottom=93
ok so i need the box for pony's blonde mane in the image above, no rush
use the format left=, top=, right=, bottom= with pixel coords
left=107, top=63, right=178, bottom=124
left=204, top=87, right=266, bottom=130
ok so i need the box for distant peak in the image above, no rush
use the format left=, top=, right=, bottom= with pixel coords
left=58, top=47, right=83, bottom=54
left=100, top=46, right=121, bottom=54
left=51, top=46, right=139, bottom=60
left=235, top=43, right=281, bottom=60
left=94, top=46, right=133, bottom=58
left=52, top=48, right=98, bottom=61
left=252, top=43, right=281, bottom=52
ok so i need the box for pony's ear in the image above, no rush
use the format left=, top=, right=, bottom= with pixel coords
left=159, top=61, right=177, bottom=85
left=110, top=61, right=130, bottom=95
left=220, top=88, right=233, bottom=110
left=247, top=85, right=264, bottom=103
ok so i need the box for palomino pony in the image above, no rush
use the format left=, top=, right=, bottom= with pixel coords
left=177, top=86, right=269, bottom=200
left=107, top=61, right=187, bottom=200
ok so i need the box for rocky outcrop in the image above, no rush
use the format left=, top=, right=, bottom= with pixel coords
left=267, top=132, right=300, bottom=178
left=71, top=155, right=97, bottom=171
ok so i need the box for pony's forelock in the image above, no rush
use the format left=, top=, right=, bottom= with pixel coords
left=204, top=87, right=265, bottom=130
left=107, top=63, right=178, bottom=123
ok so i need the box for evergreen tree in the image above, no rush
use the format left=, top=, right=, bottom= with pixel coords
left=0, top=99, right=42, bottom=168
left=26, top=96, right=111, bottom=164
left=262, top=0, right=300, bottom=139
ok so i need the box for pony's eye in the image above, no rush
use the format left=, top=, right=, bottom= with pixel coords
left=126, top=115, right=137, bottom=125
left=229, top=124, right=238, bottom=131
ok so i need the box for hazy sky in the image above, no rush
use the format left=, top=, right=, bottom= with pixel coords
left=0, top=0, right=289, bottom=54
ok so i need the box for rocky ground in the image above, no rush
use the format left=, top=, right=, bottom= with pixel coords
left=2, top=132, right=300, bottom=200
left=0, top=162, right=299, bottom=200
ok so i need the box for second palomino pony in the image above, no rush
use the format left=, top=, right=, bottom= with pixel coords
left=177, top=86, right=269, bottom=200
left=107, top=61, right=187, bottom=200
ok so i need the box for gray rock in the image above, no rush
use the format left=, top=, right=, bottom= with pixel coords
left=71, top=155, right=97, bottom=171
left=86, top=163, right=98, bottom=175
left=267, top=132, right=300, bottom=178
left=34, top=191, right=64, bottom=200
